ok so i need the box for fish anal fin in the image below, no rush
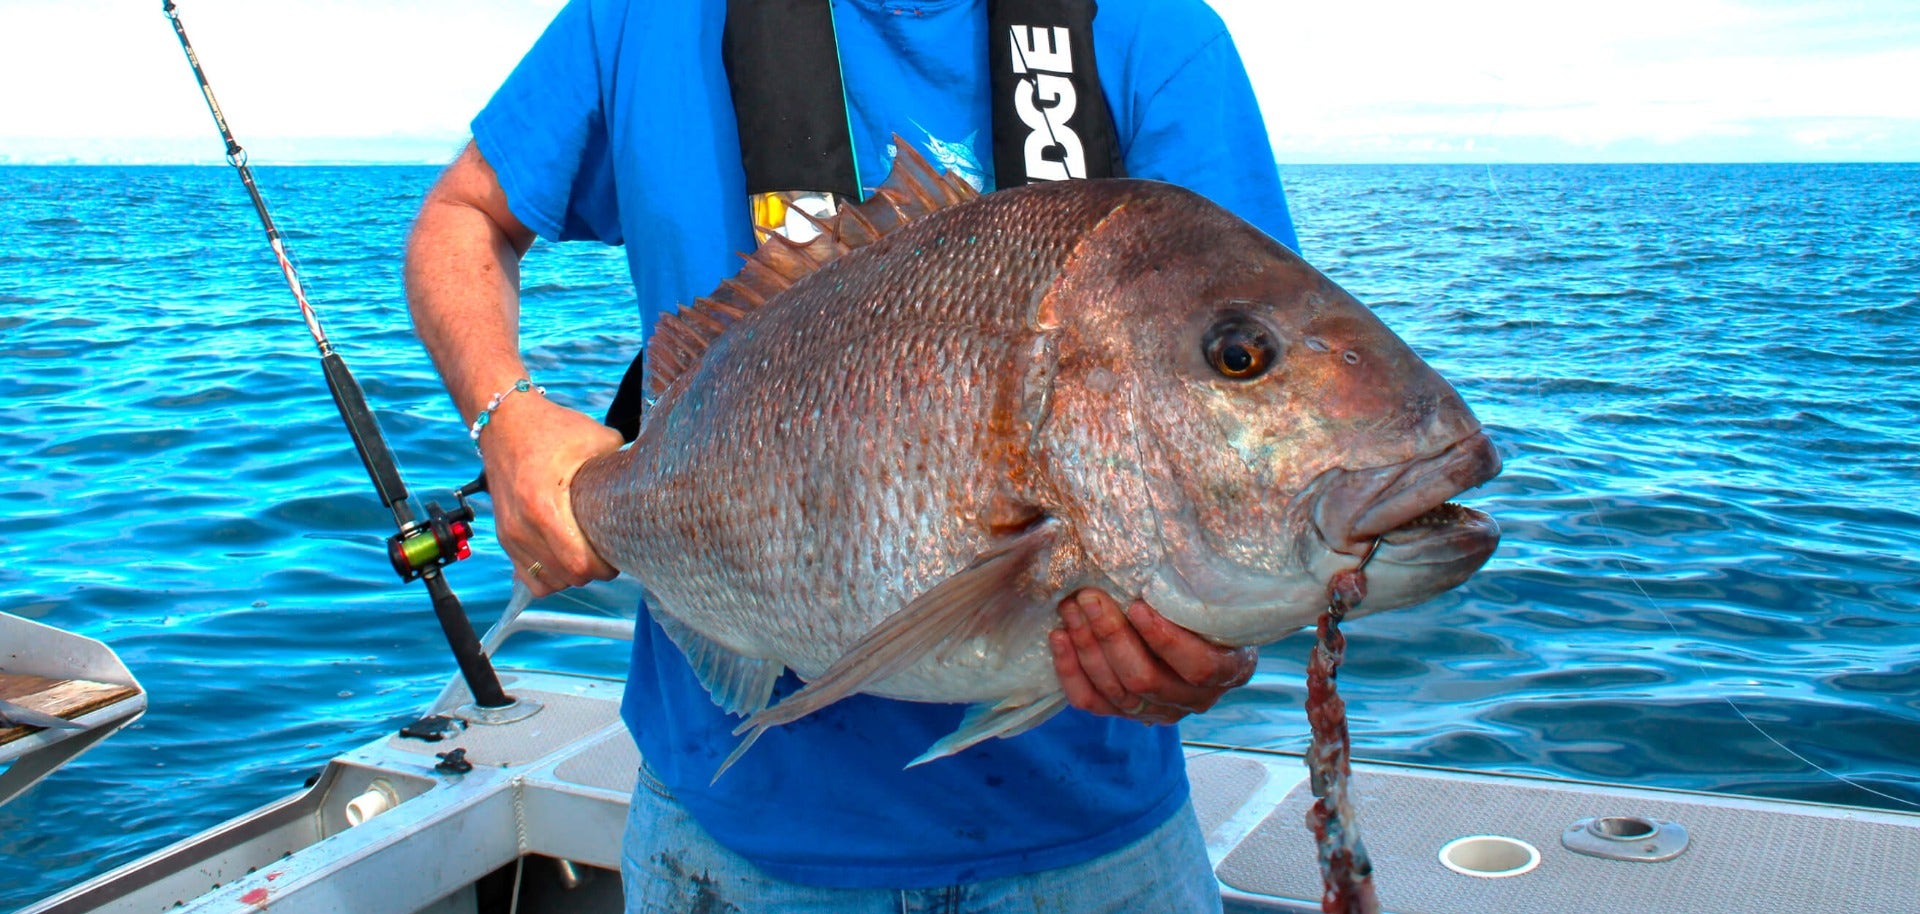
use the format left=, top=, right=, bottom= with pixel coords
left=717, top=520, right=1061, bottom=777
left=641, top=141, right=980, bottom=400
left=909, top=692, right=1069, bottom=768
left=652, top=607, right=782, bottom=719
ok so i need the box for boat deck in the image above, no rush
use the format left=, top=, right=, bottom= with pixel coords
left=0, top=672, right=138, bottom=747
left=24, top=661, right=1920, bottom=914
left=1195, top=750, right=1920, bottom=912
left=1, top=614, right=147, bottom=810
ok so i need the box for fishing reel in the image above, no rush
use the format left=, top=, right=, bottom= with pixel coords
left=386, top=475, right=487, bottom=582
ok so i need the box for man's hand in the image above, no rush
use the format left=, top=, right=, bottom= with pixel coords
left=1049, top=588, right=1258, bottom=725
left=479, top=395, right=623, bottom=597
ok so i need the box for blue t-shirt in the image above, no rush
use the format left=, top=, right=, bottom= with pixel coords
left=474, top=0, right=1297, bottom=889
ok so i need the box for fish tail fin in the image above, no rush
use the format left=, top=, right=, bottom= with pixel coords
left=909, top=692, right=1068, bottom=768
left=504, top=579, right=536, bottom=621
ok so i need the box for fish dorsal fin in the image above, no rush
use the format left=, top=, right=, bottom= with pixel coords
left=642, top=137, right=981, bottom=401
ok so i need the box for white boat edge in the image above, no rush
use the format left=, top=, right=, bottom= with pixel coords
left=0, top=613, right=147, bottom=808
left=11, top=606, right=1920, bottom=913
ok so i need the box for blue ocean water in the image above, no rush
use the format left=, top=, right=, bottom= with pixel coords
left=1, top=162, right=1916, bottom=906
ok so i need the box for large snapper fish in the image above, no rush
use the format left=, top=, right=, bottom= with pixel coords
left=568, top=146, right=1501, bottom=772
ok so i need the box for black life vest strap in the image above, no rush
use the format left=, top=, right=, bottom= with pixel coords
left=602, top=346, right=650, bottom=443
left=725, top=0, right=1118, bottom=197
left=607, top=0, right=1121, bottom=439
left=724, top=0, right=863, bottom=198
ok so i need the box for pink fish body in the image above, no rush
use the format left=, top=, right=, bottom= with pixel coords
left=569, top=146, right=1500, bottom=770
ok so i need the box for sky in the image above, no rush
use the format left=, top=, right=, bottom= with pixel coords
left=0, top=0, right=1915, bottom=165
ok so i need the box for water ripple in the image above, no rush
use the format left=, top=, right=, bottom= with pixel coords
left=4, top=161, right=1919, bottom=908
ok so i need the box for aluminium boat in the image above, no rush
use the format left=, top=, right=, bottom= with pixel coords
left=8, top=604, right=1917, bottom=914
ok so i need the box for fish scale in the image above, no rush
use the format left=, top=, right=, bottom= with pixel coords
left=575, top=175, right=1134, bottom=694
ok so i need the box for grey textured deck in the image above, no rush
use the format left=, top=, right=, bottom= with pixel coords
left=1189, top=753, right=1272, bottom=842
left=387, top=680, right=625, bottom=767
left=553, top=730, right=642, bottom=795
left=1217, top=765, right=1920, bottom=914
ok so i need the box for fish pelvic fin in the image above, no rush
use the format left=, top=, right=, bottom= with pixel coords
left=642, top=138, right=980, bottom=402
left=909, top=692, right=1069, bottom=768
left=715, top=519, right=1061, bottom=779
left=711, top=726, right=767, bottom=785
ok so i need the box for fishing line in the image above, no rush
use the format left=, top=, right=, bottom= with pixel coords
left=1472, top=145, right=1919, bottom=809
left=545, top=586, right=633, bottom=620
left=1595, top=529, right=1920, bottom=809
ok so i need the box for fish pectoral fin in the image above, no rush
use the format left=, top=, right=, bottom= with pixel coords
left=652, top=604, right=783, bottom=718
left=713, top=520, right=1061, bottom=780
left=910, top=692, right=1069, bottom=768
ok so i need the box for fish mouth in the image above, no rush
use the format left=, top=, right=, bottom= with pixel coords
left=1141, top=432, right=1500, bottom=644
left=1311, top=431, right=1503, bottom=556
left=1372, top=500, right=1502, bottom=571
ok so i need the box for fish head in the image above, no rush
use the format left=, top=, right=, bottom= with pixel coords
left=1038, top=182, right=1501, bottom=645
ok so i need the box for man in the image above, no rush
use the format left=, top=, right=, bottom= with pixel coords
left=406, top=1, right=1297, bottom=910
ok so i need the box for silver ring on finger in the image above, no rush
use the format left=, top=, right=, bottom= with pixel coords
left=1127, top=696, right=1152, bottom=717
left=526, top=560, right=546, bottom=579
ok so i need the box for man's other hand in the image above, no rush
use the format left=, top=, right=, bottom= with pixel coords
left=1049, top=588, right=1258, bottom=726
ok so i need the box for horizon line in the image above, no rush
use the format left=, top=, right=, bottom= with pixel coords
left=4, top=158, right=1917, bottom=168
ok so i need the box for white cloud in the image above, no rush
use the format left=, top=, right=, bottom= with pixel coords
left=1209, top=0, right=1920, bottom=161
left=0, top=0, right=1913, bottom=163
left=0, top=0, right=564, bottom=163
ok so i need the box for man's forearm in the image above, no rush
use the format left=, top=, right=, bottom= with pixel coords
left=405, top=145, right=538, bottom=421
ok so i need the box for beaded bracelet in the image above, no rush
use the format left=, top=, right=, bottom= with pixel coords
left=468, top=378, right=546, bottom=454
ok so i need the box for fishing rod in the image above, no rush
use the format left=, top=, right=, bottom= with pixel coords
left=161, top=0, right=514, bottom=714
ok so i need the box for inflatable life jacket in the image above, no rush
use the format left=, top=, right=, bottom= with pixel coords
left=605, top=0, right=1121, bottom=440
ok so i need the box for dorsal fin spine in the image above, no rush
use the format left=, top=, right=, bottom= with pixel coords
left=682, top=306, right=732, bottom=339
left=841, top=207, right=881, bottom=244
left=893, top=153, right=943, bottom=211
left=878, top=190, right=914, bottom=225
left=706, top=300, right=752, bottom=321
left=641, top=138, right=981, bottom=399
left=942, top=173, right=977, bottom=203
left=717, top=278, right=767, bottom=306
left=652, top=314, right=704, bottom=360
left=792, top=205, right=836, bottom=240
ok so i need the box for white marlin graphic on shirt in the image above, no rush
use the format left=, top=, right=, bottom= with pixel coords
left=888, top=126, right=989, bottom=192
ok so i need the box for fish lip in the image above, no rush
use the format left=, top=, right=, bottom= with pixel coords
left=1312, top=431, right=1503, bottom=554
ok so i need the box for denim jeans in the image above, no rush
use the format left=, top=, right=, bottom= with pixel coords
left=620, top=764, right=1223, bottom=914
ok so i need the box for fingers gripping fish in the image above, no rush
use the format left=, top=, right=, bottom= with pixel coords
left=565, top=141, right=1502, bottom=779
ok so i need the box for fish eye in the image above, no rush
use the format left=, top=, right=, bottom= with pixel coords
left=1202, top=315, right=1278, bottom=381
